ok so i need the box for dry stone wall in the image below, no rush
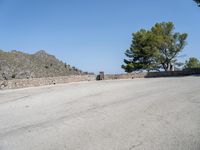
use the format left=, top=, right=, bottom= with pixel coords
left=1, top=69, right=200, bottom=90
left=147, top=69, right=200, bottom=77
left=104, top=72, right=148, bottom=80
left=0, top=75, right=96, bottom=90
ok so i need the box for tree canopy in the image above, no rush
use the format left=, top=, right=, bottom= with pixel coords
left=122, top=22, right=188, bottom=72
left=194, top=0, right=200, bottom=6
left=185, top=57, right=200, bottom=68
left=122, top=29, right=160, bottom=72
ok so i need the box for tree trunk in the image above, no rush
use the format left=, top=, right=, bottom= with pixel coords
left=162, top=62, right=172, bottom=72
left=167, top=63, right=171, bottom=71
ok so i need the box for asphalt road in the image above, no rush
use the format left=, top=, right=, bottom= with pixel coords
left=0, top=77, right=200, bottom=150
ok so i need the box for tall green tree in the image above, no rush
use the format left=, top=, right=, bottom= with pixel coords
left=122, top=29, right=160, bottom=72
left=194, top=0, right=200, bottom=6
left=151, top=22, right=188, bottom=71
left=122, top=22, right=188, bottom=72
left=185, top=57, right=200, bottom=68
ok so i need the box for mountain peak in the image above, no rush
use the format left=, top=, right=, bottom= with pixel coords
left=35, top=50, right=47, bottom=55
left=0, top=50, right=88, bottom=80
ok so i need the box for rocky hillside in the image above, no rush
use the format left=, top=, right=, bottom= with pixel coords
left=0, top=50, right=89, bottom=80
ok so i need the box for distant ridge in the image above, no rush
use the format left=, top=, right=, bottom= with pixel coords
left=0, top=50, right=91, bottom=80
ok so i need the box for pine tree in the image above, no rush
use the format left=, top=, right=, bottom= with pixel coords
left=122, top=22, right=188, bottom=72
left=194, top=0, right=200, bottom=6
left=185, top=57, right=200, bottom=68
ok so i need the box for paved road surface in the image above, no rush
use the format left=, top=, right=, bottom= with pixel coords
left=0, top=77, right=200, bottom=150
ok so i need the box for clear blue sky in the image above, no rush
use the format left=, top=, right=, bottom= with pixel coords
left=0, top=0, right=199, bottom=73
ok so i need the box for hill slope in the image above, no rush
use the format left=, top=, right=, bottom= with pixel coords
left=0, top=50, right=88, bottom=80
